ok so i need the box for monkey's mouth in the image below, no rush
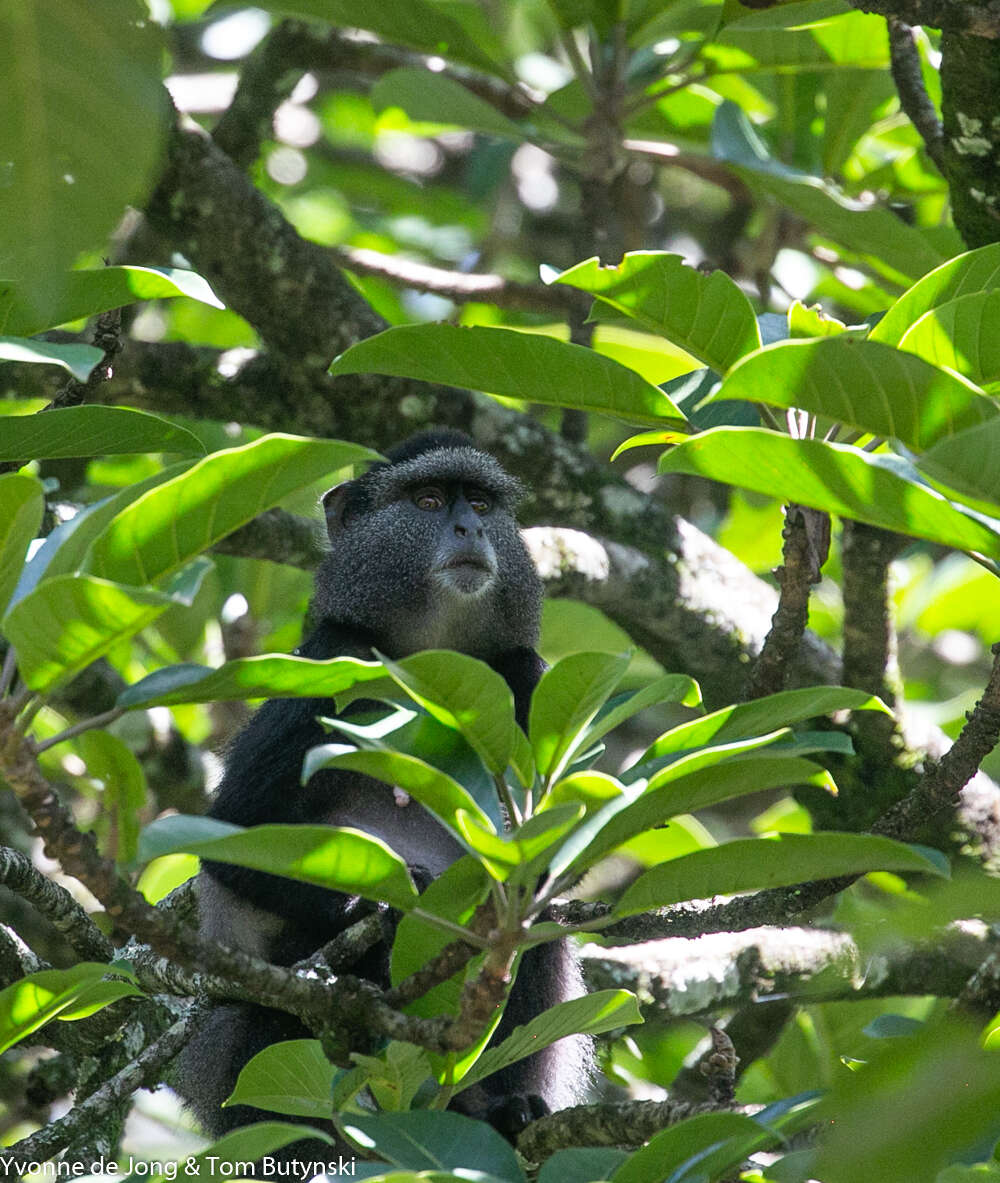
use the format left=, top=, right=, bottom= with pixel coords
left=437, top=554, right=496, bottom=593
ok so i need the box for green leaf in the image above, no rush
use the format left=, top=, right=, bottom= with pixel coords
left=2, top=560, right=211, bottom=692
left=870, top=242, right=1000, bottom=347
left=0, top=406, right=204, bottom=462
left=0, top=266, right=223, bottom=337
left=254, top=0, right=508, bottom=76
left=553, top=752, right=830, bottom=882
left=812, top=1019, right=1000, bottom=1183
left=466, top=803, right=586, bottom=879
left=183, top=1124, right=336, bottom=1181
left=529, top=652, right=632, bottom=783
left=83, top=435, right=379, bottom=587
left=0, top=336, right=102, bottom=381
left=117, top=654, right=385, bottom=710
left=77, top=730, right=146, bottom=863
left=380, top=650, right=516, bottom=777
left=372, top=69, right=525, bottom=139
left=8, top=464, right=190, bottom=608
left=916, top=418, right=1000, bottom=514
left=707, top=338, right=997, bottom=451
left=0, top=1, right=167, bottom=316
left=614, top=833, right=947, bottom=917
left=329, top=325, right=688, bottom=429
left=460, top=990, right=642, bottom=1090
left=227, top=1040, right=334, bottom=1120
left=566, top=755, right=833, bottom=879
left=556, top=252, right=761, bottom=373
left=302, top=746, right=495, bottom=835
left=895, top=290, right=1000, bottom=392
left=0, top=473, right=43, bottom=617
left=642, top=686, right=889, bottom=761
left=657, top=429, right=1000, bottom=558
left=538, top=1149, right=630, bottom=1183
left=340, top=1111, right=526, bottom=1181
left=576, top=676, right=702, bottom=756
left=612, top=1112, right=774, bottom=1183
left=138, top=815, right=418, bottom=911
left=0, top=965, right=142, bottom=1054
left=711, top=103, right=944, bottom=285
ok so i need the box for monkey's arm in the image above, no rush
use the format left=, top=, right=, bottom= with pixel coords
left=489, top=647, right=545, bottom=729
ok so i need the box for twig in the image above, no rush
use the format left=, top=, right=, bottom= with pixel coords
left=331, top=246, right=586, bottom=314
left=876, top=643, right=1000, bottom=840
left=847, top=0, right=1000, bottom=37
left=3, top=1016, right=193, bottom=1168
left=518, top=1098, right=754, bottom=1162
left=746, top=504, right=829, bottom=700
left=33, top=708, right=126, bottom=754
left=0, top=845, right=113, bottom=962
left=1, top=646, right=17, bottom=698
left=887, top=18, right=946, bottom=169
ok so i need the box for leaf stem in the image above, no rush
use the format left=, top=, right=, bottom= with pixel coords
left=410, top=908, right=488, bottom=948
left=34, top=708, right=126, bottom=753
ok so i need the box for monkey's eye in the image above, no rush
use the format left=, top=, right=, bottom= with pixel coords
left=467, top=490, right=492, bottom=515
left=413, top=487, right=446, bottom=511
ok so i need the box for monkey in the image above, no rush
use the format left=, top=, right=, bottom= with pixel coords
left=174, top=430, right=591, bottom=1167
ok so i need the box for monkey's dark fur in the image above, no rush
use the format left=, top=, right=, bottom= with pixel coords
left=175, top=431, right=591, bottom=1163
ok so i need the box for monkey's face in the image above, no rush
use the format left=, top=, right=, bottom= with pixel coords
left=313, top=443, right=542, bottom=658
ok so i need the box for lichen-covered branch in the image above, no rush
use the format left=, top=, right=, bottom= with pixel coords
left=877, top=642, right=1000, bottom=839
left=582, top=923, right=992, bottom=1019
left=0, top=844, right=113, bottom=962
left=848, top=0, right=1000, bottom=36
left=746, top=504, right=829, bottom=700
left=3, top=1017, right=193, bottom=1169
left=887, top=18, right=946, bottom=169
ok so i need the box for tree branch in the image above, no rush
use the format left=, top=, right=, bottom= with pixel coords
left=887, top=18, right=947, bottom=169
left=847, top=0, right=1000, bottom=36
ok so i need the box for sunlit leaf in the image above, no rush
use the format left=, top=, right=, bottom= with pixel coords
left=329, top=325, right=689, bottom=428
left=657, top=429, right=1000, bottom=557
left=0, top=337, right=102, bottom=381
left=0, top=472, right=43, bottom=616
left=0, top=406, right=203, bottom=462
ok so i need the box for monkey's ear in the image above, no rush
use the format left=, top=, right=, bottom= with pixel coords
left=322, top=482, right=354, bottom=539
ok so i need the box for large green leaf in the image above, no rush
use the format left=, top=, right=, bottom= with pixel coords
left=302, top=746, right=494, bottom=835
left=0, top=473, right=43, bottom=617
left=116, top=654, right=385, bottom=710
left=0, top=406, right=203, bottom=462
left=460, top=990, right=642, bottom=1090
left=329, top=325, right=688, bottom=428
left=0, top=1, right=166, bottom=317
left=563, top=755, right=833, bottom=879
left=916, top=418, right=1000, bottom=515
left=0, top=965, right=142, bottom=1054
left=184, top=1124, right=337, bottom=1182
left=0, top=337, right=102, bottom=381
left=138, top=815, right=418, bottom=910
left=254, top=0, right=507, bottom=76
left=871, top=242, right=1000, bottom=347
left=707, top=338, right=997, bottom=451
left=8, top=465, right=191, bottom=608
left=340, top=1111, right=525, bottom=1180
left=2, top=561, right=211, bottom=693
left=226, top=1040, right=335, bottom=1120
left=712, top=103, right=944, bottom=285
left=657, top=429, right=1000, bottom=558
left=371, top=69, right=525, bottom=139
left=612, top=1112, right=774, bottom=1183
left=614, top=833, right=947, bottom=917
left=641, top=686, right=890, bottom=762
left=556, top=252, right=761, bottom=373
left=529, top=652, right=631, bottom=784
left=83, top=435, right=379, bottom=587
left=0, top=266, right=223, bottom=337
left=812, top=1020, right=1000, bottom=1183
left=896, top=291, right=1000, bottom=393
left=380, top=650, right=516, bottom=777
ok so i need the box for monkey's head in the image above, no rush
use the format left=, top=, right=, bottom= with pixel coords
left=312, top=430, right=542, bottom=659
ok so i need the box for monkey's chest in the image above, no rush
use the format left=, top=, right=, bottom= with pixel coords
left=319, top=778, right=464, bottom=876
